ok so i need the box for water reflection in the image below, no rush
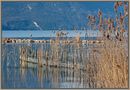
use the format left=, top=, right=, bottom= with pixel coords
left=37, top=67, right=43, bottom=88
left=3, top=66, right=91, bottom=88
left=2, top=43, right=99, bottom=88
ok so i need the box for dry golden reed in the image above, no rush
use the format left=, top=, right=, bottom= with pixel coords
left=86, top=39, right=128, bottom=88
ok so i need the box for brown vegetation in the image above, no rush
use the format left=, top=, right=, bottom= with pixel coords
left=86, top=39, right=128, bottom=88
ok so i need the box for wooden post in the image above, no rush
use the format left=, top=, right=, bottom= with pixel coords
left=20, top=47, right=27, bottom=68
left=37, top=46, right=43, bottom=67
left=46, top=51, right=49, bottom=66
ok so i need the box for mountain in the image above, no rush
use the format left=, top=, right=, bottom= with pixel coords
left=2, top=1, right=115, bottom=30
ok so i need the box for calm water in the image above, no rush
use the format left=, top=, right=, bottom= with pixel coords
left=2, top=43, right=98, bottom=88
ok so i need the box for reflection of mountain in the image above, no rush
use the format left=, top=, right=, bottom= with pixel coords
left=2, top=2, right=114, bottom=30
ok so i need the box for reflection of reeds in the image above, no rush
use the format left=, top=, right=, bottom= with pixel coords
left=20, top=68, right=26, bottom=80
left=37, top=67, right=43, bottom=87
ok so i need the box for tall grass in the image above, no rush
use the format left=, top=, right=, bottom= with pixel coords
left=86, top=39, right=128, bottom=88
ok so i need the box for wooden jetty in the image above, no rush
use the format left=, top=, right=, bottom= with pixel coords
left=19, top=46, right=86, bottom=70
left=20, top=56, right=86, bottom=70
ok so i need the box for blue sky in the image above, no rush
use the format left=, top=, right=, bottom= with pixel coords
left=2, top=1, right=125, bottom=37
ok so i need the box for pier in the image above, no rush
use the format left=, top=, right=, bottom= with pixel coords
left=20, top=56, right=85, bottom=70
left=19, top=42, right=90, bottom=70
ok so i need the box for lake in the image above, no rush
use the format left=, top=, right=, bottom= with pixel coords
left=2, top=43, right=100, bottom=88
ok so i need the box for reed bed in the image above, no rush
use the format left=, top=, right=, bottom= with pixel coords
left=86, top=39, right=128, bottom=88
left=2, top=33, right=128, bottom=88
left=23, top=37, right=128, bottom=88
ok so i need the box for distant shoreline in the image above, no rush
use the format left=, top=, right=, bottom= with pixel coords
left=2, top=37, right=104, bottom=44
left=2, top=37, right=97, bottom=40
